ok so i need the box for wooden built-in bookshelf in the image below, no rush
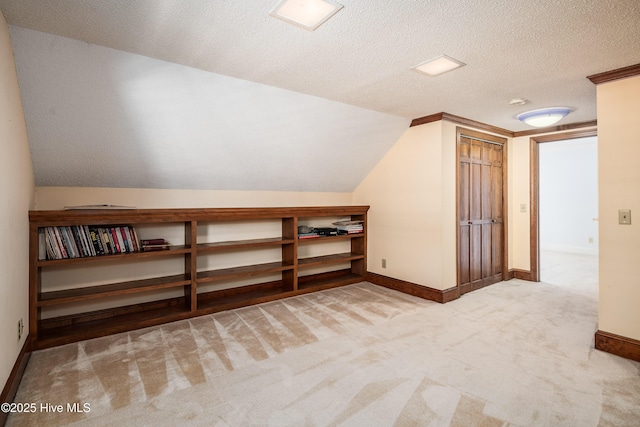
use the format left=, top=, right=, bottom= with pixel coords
left=29, top=206, right=368, bottom=349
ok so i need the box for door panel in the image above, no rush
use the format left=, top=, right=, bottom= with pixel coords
left=460, top=163, right=470, bottom=222
left=470, top=225, right=482, bottom=283
left=459, top=226, right=470, bottom=287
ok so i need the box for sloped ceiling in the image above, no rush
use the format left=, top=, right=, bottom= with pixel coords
left=1, top=1, right=640, bottom=191
left=9, top=27, right=409, bottom=191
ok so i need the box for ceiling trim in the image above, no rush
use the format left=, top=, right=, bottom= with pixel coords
left=512, top=120, right=598, bottom=138
left=410, top=113, right=444, bottom=127
left=587, top=63, right=640, bottom=85
left=410, top=112, right=596, bottom=139
left=442, top=113, right=513, bottom=137
left=410, top=112, right=513, bottom=137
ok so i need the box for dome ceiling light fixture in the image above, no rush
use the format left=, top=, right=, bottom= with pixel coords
left=517, top=107, right=572, bottom=128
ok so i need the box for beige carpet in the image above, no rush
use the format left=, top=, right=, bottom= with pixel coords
left=8, top=280, right=640, bottom=426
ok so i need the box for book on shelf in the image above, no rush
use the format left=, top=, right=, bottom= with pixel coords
left=140, top=238, right=172, bottom=251
left=332, top=220, right=364, bottom=226
left=41, top=224, right=140, bottom=260
left=38, top=228, right=46, bottom=260
left=335, top=219, right=364, bottom=234
left=63, top=204, right=136, bottom=210
left=298, top=233, right=320, bottom=239
left=336, top=225, right=363, bottom=233
left=337, top=229, right=363, bottom=235
left=314, top=227, right=338, bottom=236
left=141, top=238, right=167, bottom=246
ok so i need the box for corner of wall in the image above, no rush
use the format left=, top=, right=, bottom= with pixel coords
left=0, top=8, right=36, bottom=398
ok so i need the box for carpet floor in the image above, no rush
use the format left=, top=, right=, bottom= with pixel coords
left=7, top=279, right=640, bottom=426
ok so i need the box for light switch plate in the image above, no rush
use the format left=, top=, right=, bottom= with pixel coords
left=619, top=209, right=631, bottom=225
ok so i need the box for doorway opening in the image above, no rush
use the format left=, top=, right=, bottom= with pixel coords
left=530, top=129, right=598, bottom=296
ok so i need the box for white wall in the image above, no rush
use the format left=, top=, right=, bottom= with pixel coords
left=597, top=75, right=640, bottom=341
left=352, top=121, right=458, bottom=290
left=35, top=187, right=352, bottom=210
left=0, top=10, right=35, bottom=390
left=539, top=137, right=598, bottom=255
left=509, top=135, right=532, bottom=271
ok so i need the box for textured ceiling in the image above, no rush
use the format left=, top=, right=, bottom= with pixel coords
left=3, top=0, right=639, bottom=129
left=1, top=0, right=640, bottom=191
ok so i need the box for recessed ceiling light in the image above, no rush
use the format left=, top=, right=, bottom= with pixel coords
left=411, top=55, right=466, bottom=77
left=517, top=107, right=572, bottom=127
left=270, top=0, right=343, bottom=31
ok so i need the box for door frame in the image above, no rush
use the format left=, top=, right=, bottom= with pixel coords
left=529, top=128, right=598, bottom=281
left=456, top=127, right=509, bottom=290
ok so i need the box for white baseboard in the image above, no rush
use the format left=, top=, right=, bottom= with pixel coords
left=541, top=244, right=598, bottom=256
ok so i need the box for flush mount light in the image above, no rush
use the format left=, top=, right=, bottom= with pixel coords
left=517, top=107, right=572, bottom=127
left=411, top=55, right=466, bottom=77
left=270, top=0, right=343, bottom=31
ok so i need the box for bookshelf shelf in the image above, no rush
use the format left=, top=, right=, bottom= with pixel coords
left=29, top=206, right=368, bottom=349
left=197, top=262, right=295, bottom=283
left=298, top=252, right=365, bottom=268
left=297, top=233, right=363, bottom=244
left=297, top=271, right=363, bottom=292
left=197, top=237, right=294, bottom=252
left=38, top=274, right=191, bottom=307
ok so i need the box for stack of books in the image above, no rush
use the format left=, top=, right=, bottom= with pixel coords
left=40, top=225, right=140, bottom=260
left=140, top=238, right=172, bottom=251
left=298, top=231, right=319, bottom=239
left=333, top=220, right=364, bottom=234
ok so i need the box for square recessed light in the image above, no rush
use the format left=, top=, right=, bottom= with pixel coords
left=412, top=55, right=466, bottom=77
left=270, top=0, right=343, bottom=31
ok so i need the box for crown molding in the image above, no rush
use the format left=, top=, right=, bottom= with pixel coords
left=587, top=63, right=640, bottom=85
left=409, top=112, right=444, bottom=127
left=441, top=113, right=513, bottom=137
left=410, top=112, right=512, bottom=137
left=410, top=112, right=596, bottom=138
left=512, top=120, right=597, bottom=138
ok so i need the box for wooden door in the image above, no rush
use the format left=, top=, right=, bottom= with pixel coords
left=458, top=130, right=505, bottom=294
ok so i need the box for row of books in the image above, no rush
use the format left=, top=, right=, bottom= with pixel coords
left=39, top=225, right=141, bottom=260
left=333, top=220, right=364, bottom=234
left=298, top=221, right=364, bottom=239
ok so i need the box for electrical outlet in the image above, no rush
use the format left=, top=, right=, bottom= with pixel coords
left=381, top=259, right=387, bottom=268
left=588, top=237, right=594, bottom=244
left=520, top=204, right=527, bottom=213
left=17, top=318, right=24, bottom=341
left=619, top=209, right=631, bottom=225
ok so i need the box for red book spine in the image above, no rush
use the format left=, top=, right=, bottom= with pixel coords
left=110, top=228, right=122, bottom=253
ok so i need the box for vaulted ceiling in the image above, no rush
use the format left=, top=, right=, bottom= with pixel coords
left=1, top=1, right=639, bottom=191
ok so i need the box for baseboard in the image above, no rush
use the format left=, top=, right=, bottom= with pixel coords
left=365, top=272, right=459, bottom=304
left=1, top=336, right=31, bottom=426
left=540, top=245, right=598, bottom=256
left=509, top=269, right=533, bottom=281
left=595, top=330, right=640, bottom=362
